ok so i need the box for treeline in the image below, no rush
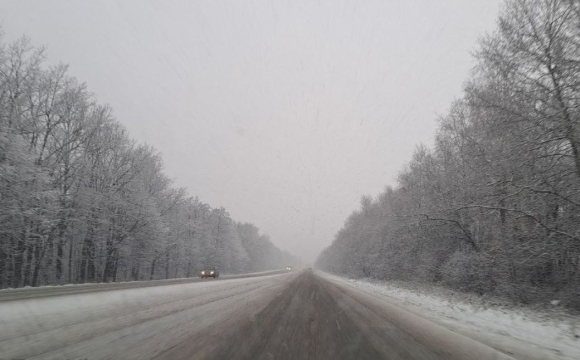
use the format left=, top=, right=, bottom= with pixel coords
left=316, top=0, right=580, bottom=310
left=0, top=34, right=298, bottom=289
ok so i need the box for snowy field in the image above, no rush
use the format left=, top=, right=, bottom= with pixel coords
left=320, top=272, right=580, bottom=360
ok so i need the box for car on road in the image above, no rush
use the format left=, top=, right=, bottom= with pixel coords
left=200, top=268, right=219, bottom=278
left=286, top=266, right=294, bottom=271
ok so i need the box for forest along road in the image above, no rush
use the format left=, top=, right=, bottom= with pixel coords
left=0, top=270, right=515, bottom=360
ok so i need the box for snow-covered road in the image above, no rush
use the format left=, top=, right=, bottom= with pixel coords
left=0, top=270, right=516, bottom=359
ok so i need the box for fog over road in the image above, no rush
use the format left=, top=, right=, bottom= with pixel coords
left=0, top=271, right=514, bottom=360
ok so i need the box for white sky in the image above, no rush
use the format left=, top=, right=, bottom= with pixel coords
left=1, top=0, right=502, bottom=263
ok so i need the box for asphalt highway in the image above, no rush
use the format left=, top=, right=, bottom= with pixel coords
left=0, top=270, right=515, bottom=360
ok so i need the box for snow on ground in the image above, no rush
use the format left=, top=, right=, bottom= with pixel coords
left=0, top=269, right=284, bottom=292
left=322, top=272, right=580, bottom=360
left=0, top=272, right=294, bottom=359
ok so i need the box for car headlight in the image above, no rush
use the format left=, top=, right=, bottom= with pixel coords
left=210, top=271, right=214, bottom=274
left=201, top=271, right=205, bottom=275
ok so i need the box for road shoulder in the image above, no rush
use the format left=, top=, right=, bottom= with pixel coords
left=317, top=271, right=577, bottom=360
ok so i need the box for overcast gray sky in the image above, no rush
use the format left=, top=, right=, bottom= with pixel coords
left=1, top=0, right=502, bottom=263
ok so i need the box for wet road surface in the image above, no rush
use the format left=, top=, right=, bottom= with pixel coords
left=0, top=270, right=514, bottom=360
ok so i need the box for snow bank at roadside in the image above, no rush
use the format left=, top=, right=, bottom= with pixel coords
left=0, top=269, right=285, bottom=292
left=322, top=273, right=580, bottom=360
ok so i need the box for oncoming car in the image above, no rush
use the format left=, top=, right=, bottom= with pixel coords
left=200, top=268, right=219, bottom=278
left=286, top=266, right=294, bottom=271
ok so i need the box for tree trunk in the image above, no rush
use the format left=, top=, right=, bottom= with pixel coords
left=12, top=230, right=26, bottom=288
left=23, top=242, right=34, bottom=287
left=55, top=217, right=67, bottom=282
left=80, top=210, right=98, bottom=283
left=131, top=261, right=140, bottom=281
left=112, top=251, right=119, bottom=282
left=102, top=241, right=116, bottom=283
left=31, top=243, right=48, bottom=287
left=186, top=259, right=192, bottom=278
left=165, top=251, right=170, bottom=280
left=150, top=257, right=157, bottom=281
left=68, top=240, right=74, bottom=283
left=0, top=237, right=6, bottom=289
